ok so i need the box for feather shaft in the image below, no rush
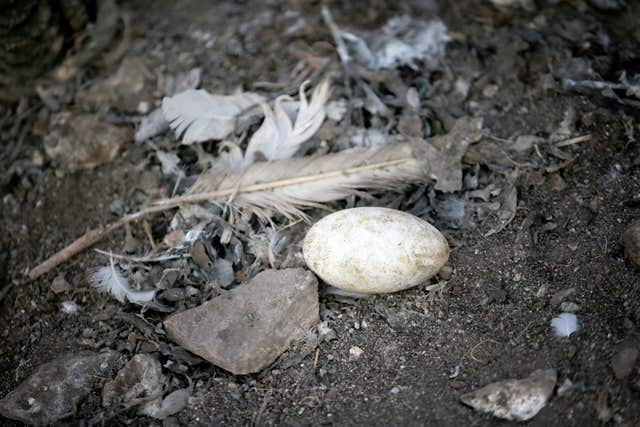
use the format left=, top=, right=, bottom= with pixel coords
left=153, top=157, right=413, bottom=207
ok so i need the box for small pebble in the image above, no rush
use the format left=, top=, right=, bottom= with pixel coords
left=622, top=221, right=640, bottom=268
left=611, top=347, right=639, bottom=380
left=438, top=265, right=453, bottom=280
left=549, top=174, right=567, bottom=192
left=550, top=288, right=575, bottom=306
left=390, top=386, right=400, bottom=394
left=162, top=288, right=186, bottom=302
left=51, top=274, right=71, bottom=294
left=190, top=242, right=210, bottom=269
left=559, top=302, right=580, bottom=313
left=349, top=346, right=364, bottom=362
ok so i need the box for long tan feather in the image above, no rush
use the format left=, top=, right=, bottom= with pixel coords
left=154, top=142, right=427, bottom=220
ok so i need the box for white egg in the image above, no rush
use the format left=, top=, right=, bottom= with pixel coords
left=303, top=207, right=449, bottom=294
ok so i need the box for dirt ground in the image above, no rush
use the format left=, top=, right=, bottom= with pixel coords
left=2, top=0, right=640, bottom=425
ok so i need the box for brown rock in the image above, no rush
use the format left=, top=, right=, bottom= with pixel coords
left=549, top=173, right=567, bottom=192
left=164, top=268, right=319, bottom=375
left=611, top=346, right=639, bottom=380
left=76, top=57, right=155, bottom=113
left=622, top=221, right=640, bottom=268
left=102, top=353, right=164, bottom=407
left=44, top=112, right=132, bottom=171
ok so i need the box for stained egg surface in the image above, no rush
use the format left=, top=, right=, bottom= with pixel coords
left=303, top=207, right=449, bottom=294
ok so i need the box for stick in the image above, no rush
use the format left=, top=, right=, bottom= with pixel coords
left=555, top=134, right=591, bottom=148
left=28, top=204, right=175, bottom=280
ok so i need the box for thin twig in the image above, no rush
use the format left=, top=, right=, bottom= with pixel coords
left=93, top=248, right=188, bottom=263
left=555, top=134, right=591, bottom=148
left=321, top=5, right=351, bottom=65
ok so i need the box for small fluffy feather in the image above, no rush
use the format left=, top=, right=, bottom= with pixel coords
left=242, top=79, right=331, bottom=168
left=551, top=313, right=579, bottom=337
left=162, top=89, right=264, bottom=145
left=61, top=301, right=79, bottom=314
left=89, top=257, right=155, bottom=305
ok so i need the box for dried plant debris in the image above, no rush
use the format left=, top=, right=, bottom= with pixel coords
left=323, top=6, right=450, bottom=71
left=424, top=117, right=485, bottom=192
left=562, top=72, right=640, bottom=103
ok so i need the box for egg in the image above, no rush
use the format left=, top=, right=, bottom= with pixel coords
left=302, top=207, right=449, bottom=294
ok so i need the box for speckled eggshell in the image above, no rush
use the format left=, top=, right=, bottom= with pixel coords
left=302, top=207, right=449, bottom=294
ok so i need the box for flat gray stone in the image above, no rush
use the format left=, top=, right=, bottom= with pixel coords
left=0, top=350, right=119, bottom=425
left=102, top=353, right=164, bottom=408
left=461, top=369, right=557, bottom=421
left=164, top=268, right=318, bottom=375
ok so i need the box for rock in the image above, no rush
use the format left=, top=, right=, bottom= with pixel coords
left=76, top=57, right=155, bottom=113
left=550, top=287, right=575, bottom=306
left=303, top=207, right=449, bottom=294
left=460, top=369, right=557, bottom=421
left=102, top=354, right=164, bottom=408
left=559, top=301, right=580, bottom=313
left=139, top=388, right=190, bottom=420
left=397, top=112, right=423, bottom=137
left=622, top=221, right=640, bottom=268
left=43, top=112, right=132, bottom=171
left=164, top=268, right=319, bottom=375
left=212, top=258, right=234, bottom=288
left=51, top=274, right=71, bottom=293
left=349, top=346, right=364, bottom=361
left=549, top=173, right=567, bottom=192
left=611, top=347, right=639, bottom=380
left=0, top=351, right=119, bottom=425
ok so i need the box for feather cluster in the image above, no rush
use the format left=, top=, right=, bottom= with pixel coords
left=242, top=79, right=331, bottom=168
left=551, top=313, right=579, bottom=337
left=162, top=90, right=264, bottom=145
left=88, top=256, right=155, bottom=305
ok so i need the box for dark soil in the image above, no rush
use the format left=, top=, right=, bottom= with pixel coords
left=2, top=0, right=640, bottom=426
